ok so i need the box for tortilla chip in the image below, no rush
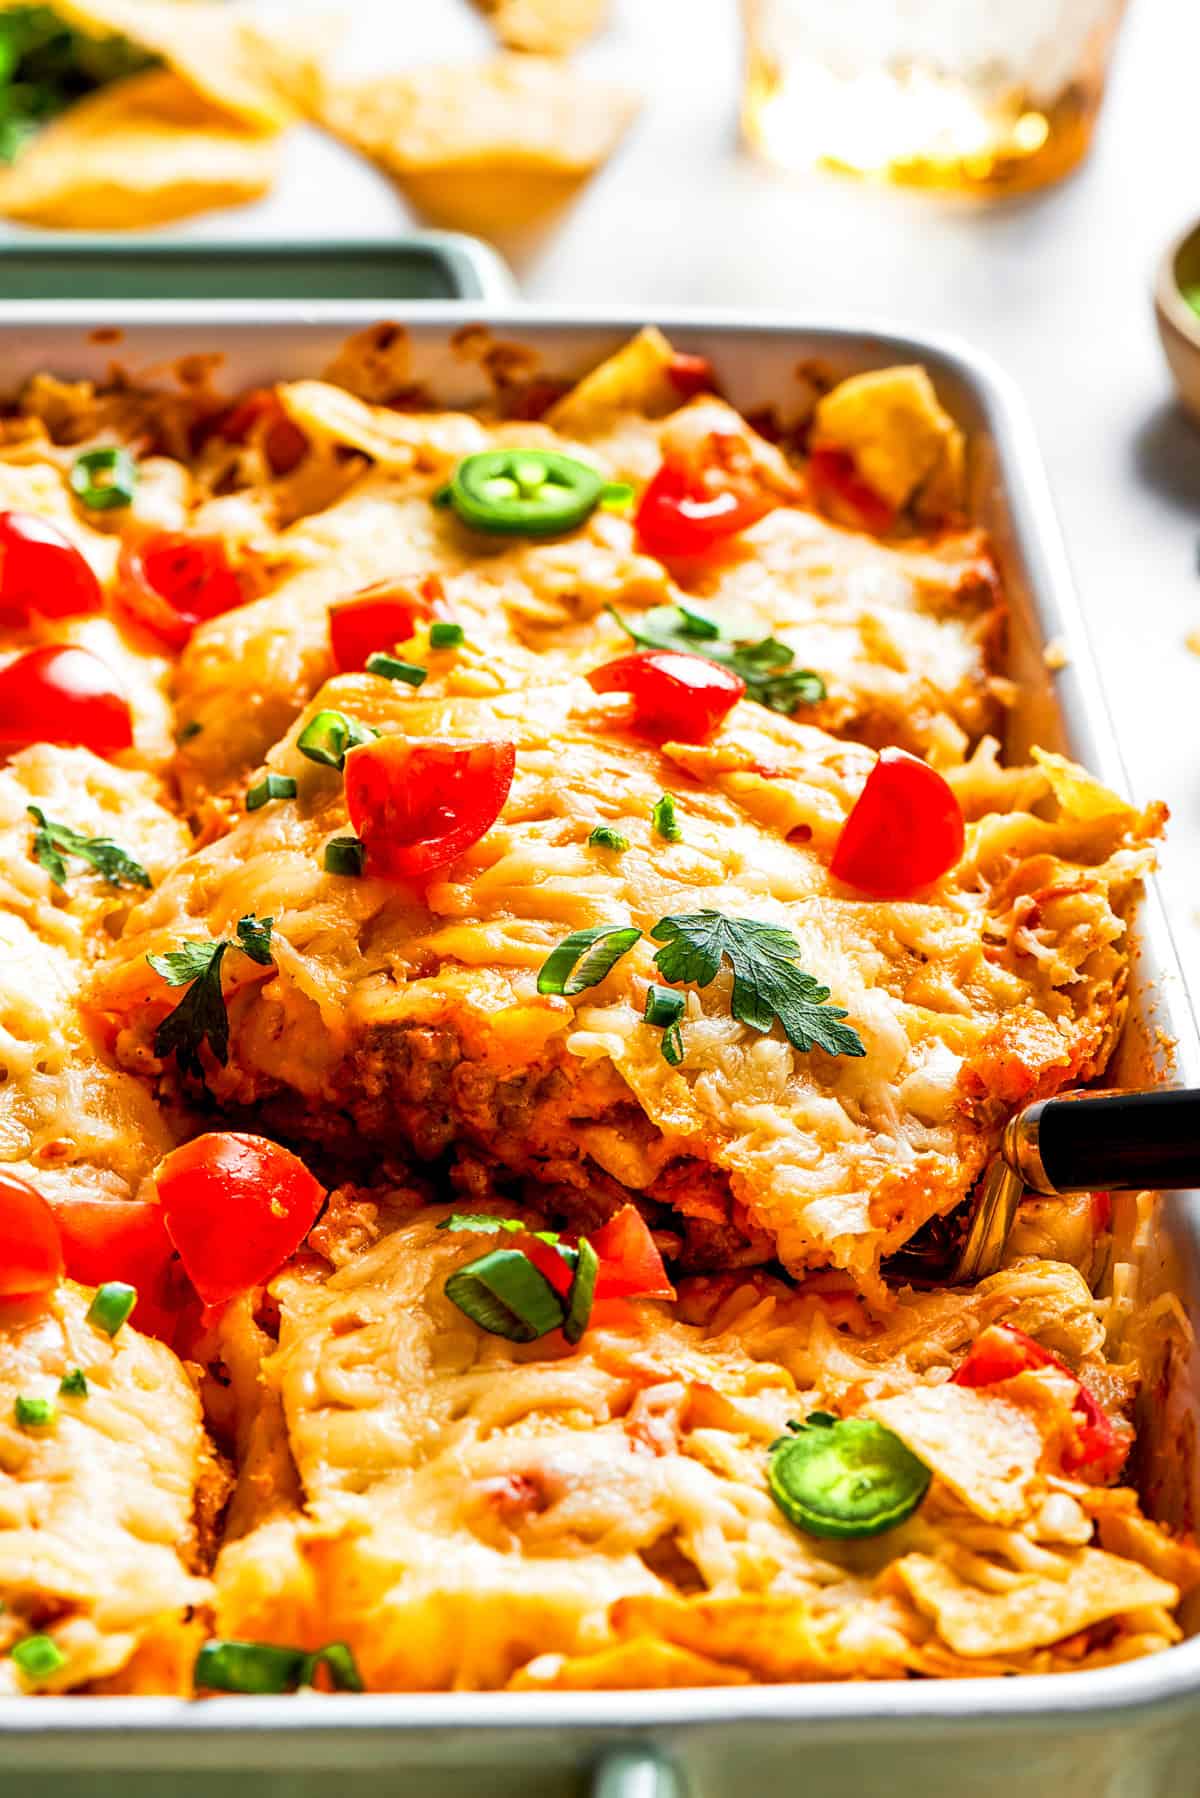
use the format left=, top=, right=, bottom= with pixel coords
left=890, top=1548, right=1178, bottom=1658
left=0, top=68, right=279, bottom=229
left=866, top=1384, right=1046, bottom=1525
left=320, top=54, right=640, bottom=234
left=475, top=0, right=608, bottom=56
left=812, top=365, right=965, bottom=520
left=545, top=326, right=683, bottom=437
left=1031, top=747, right=1133, bottom=823
left=610, top=1594, right=913, bottom=1682
left=509, top=1638, right=751, bottom=1691
left=277, top=380, right=487, bottom=472
left=41, top=0, right=335, bottom=130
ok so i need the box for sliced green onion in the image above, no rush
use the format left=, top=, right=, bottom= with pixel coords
left=11, top=1635, right=67, bottom=1682
left=536, top=923, right=642, bottom=997
left=14, top=1395, right=53, bottom=1428
left=438, top=1213, right=526, bottom=1234
left=87, top=1281, right=136, bottom=1338
left=70, top=445, right=138, bottom=511
left=675, top=602, right=721, bottom=640
left=587, top=825, right=629, bottom=852
left=324, top=834, right=366, bottom=877
left=661, top=1022, right=685, bottom=1066
left=651, top=794, right=682, bottom=842
left=296, top=709, right=377, bottom=771
left=643, top=983, right=685, bottom=1029
left=194, top=1638, right=364, bottom=1695
left=767, top=1414, right=931, bottom=1540
left=58, top=1369, right=88, bottom=1398
left=365, top=652, right=427, bottom=688
left=562, top=1236, right=598, bottom=1345
left=246, top=772, right=297, bottom=812
left=429, top=620, right=465, bottom=649
left=444, top=1248, right=565, bottom=1342
left=599, top=481, right=636, bottom=513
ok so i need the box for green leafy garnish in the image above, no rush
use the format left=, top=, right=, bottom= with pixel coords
left=537, top=923, right=642, bottom=997
left=59, top=1368, right=87, bottom=1398
left=0, top=7, right=155, bottom=165
left=27, top=806, right=150, bottom=890
left=147, top=913, right=274, bottom=1078
left=587, top=824, right=629, bottom=853
left=10, top=1633, right=66, bottom=1683
left=14, top=1395, right=53, bottom=1429
left=651, top=794, right=682, bottom=842
left=607, top=603, right=826, bottom=715
left=194, top=1639, right=363, bottom=1696
left=649, top=911, right=865, bottom=1058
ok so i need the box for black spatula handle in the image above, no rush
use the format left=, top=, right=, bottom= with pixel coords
left=1009, top=1088, right=1200, bottom=1194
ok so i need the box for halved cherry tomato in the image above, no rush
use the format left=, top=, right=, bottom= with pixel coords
left=0, top=511, right=102, bottom=625
left=329, top=576, right=447, bottom=674
left=953, top=1322, right=1128, bottom=1480
left=831, top=747, right=965, bottom=898
left=588, top=649, right=744, bottom=743
left=519, top=1204, right=675, bottom=1309
left=344, top=737, right=515, bottom=881
left=0, top=1169, right=63, bottom=1299
left=666, top=353, right=716, bottom=400
left=636, top=435, right=777, bottom=560
left=154, top=1133, right=325, bottom=1308
left=116, top=530, right=243, bottom=650
left=0, top=645, right=133, bottom=757
left=806, top=445, right=896, bottom=536
left=48, top=1192, right=178, bottom=1340
left=217, top=388, right=308, bottom=476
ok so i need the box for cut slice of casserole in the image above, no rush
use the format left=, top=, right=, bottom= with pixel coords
left=88, top=679, right=1159, bottom=1295
left=213, top=1205, right=1191, bottom=1690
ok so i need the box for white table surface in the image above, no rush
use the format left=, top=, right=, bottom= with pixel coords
left=17, top=0, right=1200, bottom=998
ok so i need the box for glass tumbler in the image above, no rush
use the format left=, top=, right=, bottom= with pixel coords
left=741, top=0, right=1129, bottom=195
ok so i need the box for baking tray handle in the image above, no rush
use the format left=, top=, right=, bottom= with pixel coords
left=591, top=1749, right=684, bottom=1798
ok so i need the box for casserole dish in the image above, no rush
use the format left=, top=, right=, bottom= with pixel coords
left=0, top=305, right=1196, bottom=1798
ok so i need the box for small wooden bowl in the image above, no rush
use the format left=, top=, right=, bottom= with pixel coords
left=1156, top=216, right=1200, bottom=424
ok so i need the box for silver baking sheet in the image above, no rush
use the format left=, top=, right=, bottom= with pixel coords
left=0, top=307, right=1195, bottom=1798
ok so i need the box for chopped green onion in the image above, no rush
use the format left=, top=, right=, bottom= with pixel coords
left=246, top=773, right=297, bottom=812
left=587, top=825, right=629, bottom=852
left=661, top=1022, right=685, bottom=1065
left=562, top=1236, right=598, bottom=1345
left=651, top=794, right=682, bottom=841
left=14, top=1395, right=53, bottom=1429
left=429, top=620, right=465, bottom=649
left=600, top=481, right=636, bottom=512
left=11, top=1635, right=67, bottom=1683
left=439, top=1213, right=527, bottom=1234
left=365, top=652, right=427, bottom=688
left=194, top=1638, right=364, bottom=1695
left=444, top=1248, right=565, bottom=1342
left=59, top=1369, right=88, bottom=1398
left=87, top=1281, right=136, bottom=1338
left=296, top=709, right=377, bottom=771
left=675, top=602, right=721, bottom=640
left=537, top=923, right=642, bottom=997
left=70, top=445, right=138, bottom=511
left=643, top=983, right=685, bottom=1029
left=324, top=835, right=366, bottom=877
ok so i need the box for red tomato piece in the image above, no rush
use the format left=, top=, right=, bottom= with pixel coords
left=589, top=1205, right=676, bottom=1300
left=329, top=576, right=446, bottom=674
left=666, top=352, right=716, bottom=399
left=0, top=511, right=102, bottom=625
left=806, top=445, right=896, bottom=535
left=588, top=649, right=744, bottom=743
left=0, top=1169, right=64, bottom=1299
left=116, top=531, right=243, bottom=650
left=154, top=1133, right=325, bottom=1308
left=952, top=1322, right=1129, bottom=1481
left=344, top=736, right=515, bottom=880
left=519, top=1234, right=574, bottom=1299
left=48, top=1192, right=178, bottom=1341
left=217, top=388, right=308, bottom=476
left=0, top=645, right=133, bottom=758
left=830, top=747, right=965, bottom=899
left=635, top=435, right=777, bottom=560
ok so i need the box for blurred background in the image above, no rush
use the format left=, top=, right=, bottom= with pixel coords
left=3, top=0, right=1199, bottom=1006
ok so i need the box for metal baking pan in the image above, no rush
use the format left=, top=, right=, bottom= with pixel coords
left=0, top=233, right=515, bottom=302
left=0, top=306, right=1196, bottom=1798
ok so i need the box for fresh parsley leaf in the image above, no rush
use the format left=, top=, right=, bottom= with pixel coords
left=607, top=604, right=826, bottom=716
left=649, top=911, right=865, bottom=1059
left=147, top=914, right=274, bottom=1078
left=651, top=794, right=682, bottom=842
left=27, top=806, right=151, bottom=890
